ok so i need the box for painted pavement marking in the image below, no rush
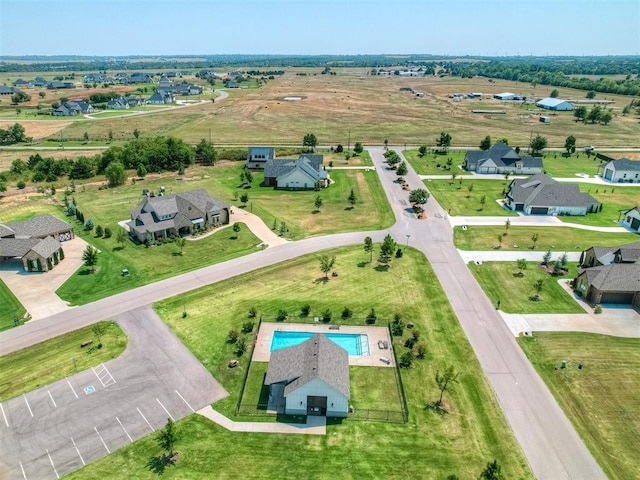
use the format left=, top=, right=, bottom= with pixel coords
left=94, top=426, right=111, bottom=454
left=175, top=390, right=195, bottom=412
left=116, top=416, right=133, bottom=442
left=137, top=407, right=155, bottom=432
left=18, top=461, right=27, bottom=480
left=0, top=402, right=9, bottom=427
left=71, top=437, right=85, bottom=466
left=92, top=363, right=116, bottom=387
left=156, top=398, right=174, bottom=421
left=84, top=385, right=95, bottom=395
left=67, top=379, right=79, bottom=399
left=22, top=394, right=33, bottom=418
left=46, top=449, right=60, bottom=479
left=47, top=389, right=57, bottom=408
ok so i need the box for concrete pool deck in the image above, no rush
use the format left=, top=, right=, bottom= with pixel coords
left=253, top=322, right=395, bottom=367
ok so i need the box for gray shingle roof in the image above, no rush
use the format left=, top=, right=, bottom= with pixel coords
left=264, top=333, right=350, bottom=399
left=508, top=174, right=598, bottom=208
left=0, top=224, right=15, bottom=238
left=8, top=214, right=72, bottom=239
left=30, top=236, right=61, bottom=258
left=464, top=142, right=542, bottom=170
left=0, top=238, right=40, bottom=257
left=247, top=146, right=275, bottom=159
left=605, top=158, right=640, bottom=172
left=263, top=155, right=325, bottom=182
left=581, top=264, right=640, bottom=292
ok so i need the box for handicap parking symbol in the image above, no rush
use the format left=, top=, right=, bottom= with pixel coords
left=84, top=385, right=96, bottom=395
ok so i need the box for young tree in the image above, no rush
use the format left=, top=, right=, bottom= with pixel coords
left=586, top=90, right=596, bottom=99
left=409, top=188, right=430, bottom=210
left=156, top=418, right=177, bottom=458
left=104, top=226, right=112, bottom=238
left=104, top=161, right=127, bottom=187
left=396, top=161, right=408, bottom=176
left=195, top=138, right=216, bottom=165
left=504, top=218, right=511, bottom=232
left=543, top=249, right=552, bottom=266
left=175, top=237, right=186, bottom=254
left=108, top=130, right=114, bottom=143
left=516, top=258, right=528, bottom=275
left=587, top=105, right=603, bottom=124
left=240, top=192, right=249, bottom=205
left=364, top=236, right=373, bottom=262
left=366, top=308, right=377, bottom=325
left=303, top=133, right=318, bottom=152
left=319, top=254, right=336, bottom=279
left=136, top=163, right=147, bottom=178
left=244, top=168, right=253, bottom=185
left=479, top=460, right=502, bottom=480
left=348, top=188, right=357, bottom=207
left=479, top=195, right=487, bottom=210
left=496, top=234, right=503, bottom=248
left=560, top=252, right=568, bottom=268
left=116, top=228, right=127, bottom=249
left=380, top=234, right=396, bottom=265
left=550, top=89, right=559, bottom=98
left=530, top=135, right=547, bottom=155
left=573, top=106, right=588, bottom=123
left=83, top=131, right=89, bottom=143
left=435, top=365, right=459, bottom=407
left=436, top=131, right=452, bottom=152
left=85, top=219, right=94, bottom=232
left=95, top=225, right=103, bottom=237
left=232, top=223, right=241, bottom=239
left=466, top=183, right=474, bottom=197
left=531, top=232, right=539, bottom=249
left=82, top=245, right=98, bottom=271
left=564, top=135, right=576, bottom=154
left=92, top=322, right=107, bottom=344
left=535, top=278, right=544, bottom=293
left=599, top=110, right=613, bottom=125
left=353, top=142, right=363, bottom=155
left=314, top=195, right=323, bottom=211
left=133, top=128, right=140, bottom=139
left=418, top=145, right=427, bottom=156
left=479, top=135, right=491, bottom=151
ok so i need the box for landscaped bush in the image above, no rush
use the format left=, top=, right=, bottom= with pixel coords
left=594, top=304, right=602, bottom=314
left=248, top=306, right=257, bottom=318
left=416, top=343, right=427, bottom=359
left=300, top=304, right=310, bottom=317
left=227, top=329, right=239, bottom=344
left=365, top=308, right=377, bottom=324
left=322, top=309, right=333, bottom=323
left=276, top=309, right=288, bottom=321
left=235, top=338, right=247, bottom=356
left=399, top=350, right=414, bottom=369
left=241, top=322, right=254, bottom=334
left=341, top=307, right=353, bottom=320
left=103, top=227, right=112, bottom=238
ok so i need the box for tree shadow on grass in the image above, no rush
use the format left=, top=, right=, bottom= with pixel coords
left=344, top=206, right=354, bottom=211
left=374, top=264, right=390, bottom=272
left=78, top=268, right=92, bottom=276
left=146, top=455, right=173, bottom=476
left=424, top=401, right=449, bottom=416
left=313, top=276, right=329, bottom=284
left=112, top=246, right=125, bottom=251
left=357, top=261, right=368, bottom=268
left=311, top=209, right=320, bottom=214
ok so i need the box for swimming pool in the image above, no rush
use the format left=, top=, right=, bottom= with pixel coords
left=270, top=331, right=370, bottom=356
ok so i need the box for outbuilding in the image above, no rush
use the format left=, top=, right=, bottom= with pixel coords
left=536, top=97, right=574, bottom=111
left=493, top=92, right=517, bottom=101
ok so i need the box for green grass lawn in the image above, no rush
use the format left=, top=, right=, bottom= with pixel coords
left=519, top=333, right=640, bottom=480
left=117, top=245, right=532, bottom=480
left=454, top=226, right=640, bottom=251
left=0, top=278, right=26, bottom=332
left=468, top=261, right=584, bottom=314
left=426, top=179, right=517, bottom=216
left=56, top=223, right=261, bottom=305
left=557, top=183, right=640, bottom=227
left=404, top=149, right=472, bottom=175
left=541, top=152, right=609, bottom=178
left=0, top=321, right=126, bottom=402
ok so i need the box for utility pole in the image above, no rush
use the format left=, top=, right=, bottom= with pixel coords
left=209, top=127, right=212, bottom=145
left=347, top=130, right=350, bottom=152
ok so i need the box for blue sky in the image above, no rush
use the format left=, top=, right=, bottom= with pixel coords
left=1, top=0, right=639, bottom=56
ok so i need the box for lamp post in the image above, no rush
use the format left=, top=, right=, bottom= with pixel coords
left=406, top=234, right=411, bottom=247
left=72, top=357, right=77, bottom=370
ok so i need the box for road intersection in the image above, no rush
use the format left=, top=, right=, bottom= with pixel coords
left=0, top=147, right=608, bottom=479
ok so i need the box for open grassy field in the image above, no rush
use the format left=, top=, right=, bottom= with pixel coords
left=120, top=245, right=534, bottom=480
left=468, top=261, right=583, bottom=314
left=19, top=71, right=638, bottom=148
left=454, top=225, right=640, bottom=251
left=403, top=149, right=472, bottom=175
left=0, top=278, right=26, bottom=332
left=519, top=333, right=640, bottom=480
left=425, top=178, right=517, bottom=216
left=0, top=321, right=126, bottom=402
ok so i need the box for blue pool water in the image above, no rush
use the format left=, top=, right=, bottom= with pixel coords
left=271, top=331, right=369, bottom=356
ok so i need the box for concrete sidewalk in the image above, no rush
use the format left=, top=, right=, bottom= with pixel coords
left=447, top=214, right=628, bottom=232
left=197, top=406, right=326, bottom=435
left=229, top=208, right=290, bottom=247
left=458, top=249, right=581, bottom=263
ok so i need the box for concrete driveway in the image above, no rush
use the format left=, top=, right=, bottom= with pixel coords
left=0, top=306, right=226, bottom=480
left=0, top=236, right=89, bottom=320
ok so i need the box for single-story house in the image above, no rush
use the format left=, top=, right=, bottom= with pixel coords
left=621, top=206, right=640, bottom=232
left=125, top=97, right=144, bottom=107
left=464, top=142, right=543, bottom=174
left=127, top=189, right=230, bottom=243
left=47, top=81, right=75, bottom=89
left=32, top=77, right=48, bottom=87
left=263, top=155, right=328, bottom=190
left=504, top=173, right=599, bottom=215
left=147, top=90, right=174, bottom=105
left=224, top=80, right=240, bottom=88
left=264, top=333, right=350, bottom=417
left=173, top=84, right=203, bottom=95
left=246, top=146, right=276, bottom=170
left=535, top=97, right=574, bottom=111
left=598, top=158, right=640, bottom=183
left=0, top=215, right=74, bottom=272
left=13, top=79, right=30, bottom=87
left=52, top=101, right=94, bottom=116
left=107, top=97, right=129, bottom=110
left=575, top=241, right=640, bottom=306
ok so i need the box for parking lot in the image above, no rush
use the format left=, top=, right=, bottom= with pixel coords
left=0, top=306, right=228, bottom=479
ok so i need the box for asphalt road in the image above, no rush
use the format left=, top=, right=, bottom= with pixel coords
left=0, top=147, right=607, bottom=479
left=0, top=306, right=226, bottom=480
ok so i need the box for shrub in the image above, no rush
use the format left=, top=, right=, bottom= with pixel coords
left=366, top=308, right=377, bottom=324
left=391, top=320, right=405, bottom=337
left=276, top=309, right=288, bottom=321
left=395, top=248, right=403, bottom=258
left=248, top=306, right=257, bottom=318
left=416, top=343, right=427, bottom=359
left=227, top=329, right=239, bottom=344
left=17, top=180, right=25, bottom=189
left=399, top=351, right=414, bottom=369
left=235, top=338, right=247, bottom=356
left=322, top=309, right=333, bottom=323
left=241, top=322, right=254, bottom=334
left=300, top=304, right=311, bottom=317
left=404, top=337, right=416, bottom=349
left=95, top=225, right=103, bottom=237
left=103, top=227, right=112, bottom=238
left=412, top=330, right=421, bottom=342
left=341, top=307, right=352, bottom=320
left=594, top=304, right=602, bottom=314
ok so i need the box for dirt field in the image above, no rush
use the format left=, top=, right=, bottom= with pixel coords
left=0, top=120, right=71, bottom=142
left=0, top=148, right=102, bottom=171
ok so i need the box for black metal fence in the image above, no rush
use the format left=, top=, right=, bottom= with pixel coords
left=234, top=317, right=262, bottom=415
left=388, top=323, right=410, bottom=424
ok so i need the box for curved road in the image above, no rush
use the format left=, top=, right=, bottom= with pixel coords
left=0, top=148, right=606, bottom=479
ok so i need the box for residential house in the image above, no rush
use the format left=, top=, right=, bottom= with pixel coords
left=246, top=146, right=276, bottom=170
left=32, top=77, right=48, bottom=87
left=535, top=97, right=574, bottom=111
left=47, top=81, right=75, bottom=89
left=107, top=97, right=129, bottom=110
left=463, top=142, right=543, bottom=174
left=127, top=189, right=230, bottom=243
left=224, top=80, right=240, bottom=88
left=264, top=334, right=350, bottom=417
left=53, top=101, right=93, bottom=116
left=13, top=79, right=30, bottom=88
left=575, top=241, right=640, bottom=306
left=0, top=215, right=74, bottom=272
left=0, top=86, right=14, bottom=95
left=621, top=206, right=640, bottom=232
left=127, top=73, right=153, bottom=84
left=598, top=158, right=640, bottom=183
left=174, top=84, right=203, bottom=95
left=504, top=173, right=599, bottom=215
left=263, top=155, right=328, bottom=190
left=147, top=90, right=174, bottom=105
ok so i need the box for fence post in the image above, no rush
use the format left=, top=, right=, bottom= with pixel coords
left=235, top=315, right=262, bottom=415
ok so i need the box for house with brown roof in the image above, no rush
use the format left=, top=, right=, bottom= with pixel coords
left=575, top=241, right=640, bottom=306
left=0, top=215, right=74, bottom=272
left=127, top=189, right=230, bottom=243
left=504, top=173, right=599, bottom=215
left=264, top=333, right=350, bottom=417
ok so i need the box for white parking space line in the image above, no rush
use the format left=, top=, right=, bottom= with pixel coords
left=175, top=390, right=195, bottom=412
left=45, top=449, right=60, bottom=479
left=23, top=394, right=33, bottom=418
left=47, top=389, right=57, bottom=408
left=92, top=363, right=116, bottom=388
left=94, top=426, right=111, bottom=454
left=156, top=398, right=174, bottom=421
left=0, top=402, right=9, bottom=427
left=19, top=461, right=27, bottom=480
left=116, top=416, right=133, bottom=442
left=70, top=437, right=85, bottom=466
left=67, top=379, right=78, bottom=399
left=137, top=407, right=155, bottom=432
